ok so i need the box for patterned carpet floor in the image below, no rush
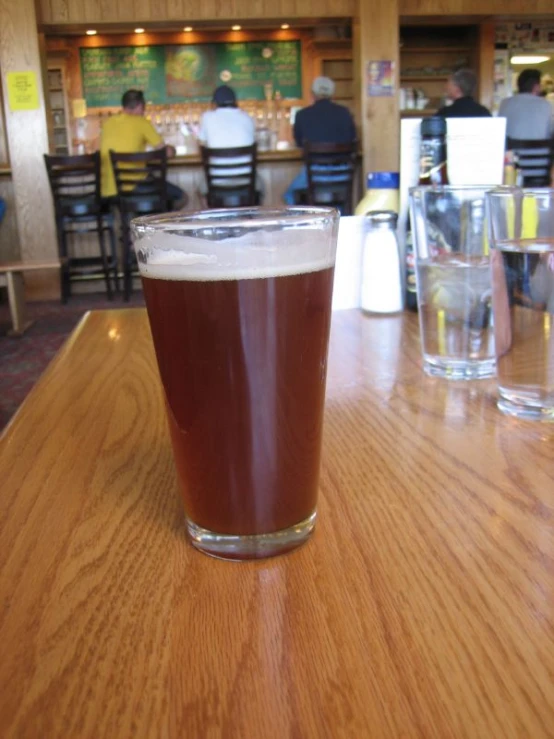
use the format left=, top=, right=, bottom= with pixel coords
left=0, top=292, right=145, bottom=431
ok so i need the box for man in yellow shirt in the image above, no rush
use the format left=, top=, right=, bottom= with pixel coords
left=100, top=89, right=186, bottom=208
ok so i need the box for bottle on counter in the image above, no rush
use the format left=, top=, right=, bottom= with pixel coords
left=360, top=211, right=404, bottom=314
left=355, top=171, right=400, bottom=216
left=405, top=116, right=449, bottom=311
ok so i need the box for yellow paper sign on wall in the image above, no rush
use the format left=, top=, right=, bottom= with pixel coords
left=6, top=71, right=40, bottom=111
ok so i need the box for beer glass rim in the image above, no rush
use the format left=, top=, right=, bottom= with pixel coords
left=485, top=186, right=554, bottom=201
left=409, top=184, right=500, bottom=196
left=131, top=206, right=338, bottom=235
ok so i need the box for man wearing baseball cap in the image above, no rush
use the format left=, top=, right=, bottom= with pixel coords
left=198, top=84, right=259, bottom=199
left=284, top=76, right=356, bottom=205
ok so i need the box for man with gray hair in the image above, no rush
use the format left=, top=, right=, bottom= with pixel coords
left=436, top=68, right=491, bottom=118
left=284, top=75, right=356, bottom=205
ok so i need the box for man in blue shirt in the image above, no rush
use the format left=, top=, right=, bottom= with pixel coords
left=284, top=76, right=357, bottom=205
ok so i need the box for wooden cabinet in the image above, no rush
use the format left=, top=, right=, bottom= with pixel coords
left=47, top=66, right=71, bottom=155
left=399, top=26, right=478, bottom=117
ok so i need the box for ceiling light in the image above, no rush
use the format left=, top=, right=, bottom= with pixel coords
left=86, top=29, right=97, bottom=36
left=281, top=24, right=290, bottom=30
left=135, top=28, right=145, bottom=34
left=232, top=25, right=241, bottom=31
left=184, top=26, right=193, bottom=32
left=511, top=55, right=550, bottom=65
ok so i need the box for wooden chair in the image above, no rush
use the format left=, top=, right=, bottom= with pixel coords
left=44, top=152, right=118, bottom=302
left=109, top=149, right=170, bottom=300
left=303, top=142, right=358, bottom=215
left=506, top=137, right=554, bottom=187
left=200, top=144, right=259, bottom=208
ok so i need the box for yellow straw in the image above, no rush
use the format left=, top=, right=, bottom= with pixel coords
left=437, top=309, right=446, bottom=355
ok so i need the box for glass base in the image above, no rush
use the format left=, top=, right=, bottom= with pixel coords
left=187, top=511, right=317, bottom=561
left=497, top=394, right=554, bottom=422
left=423, top=356, right=496, bottom=381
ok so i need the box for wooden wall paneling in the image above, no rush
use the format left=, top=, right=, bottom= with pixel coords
left=358, top=0, right=400, bottom=175
left=0, top=0, right=59, bottom=297
left=478, top=20, right=495, bottom=111
left=40, top=0, right=356, bottom=24
left=351, top=18, right=362, bottom=130
left=399, top=0, right=554, bottom=13
left=0, top=77, right=9, bottom=164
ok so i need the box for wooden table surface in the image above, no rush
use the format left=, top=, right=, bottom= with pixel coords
left=1, top=308, right=553, bottom=738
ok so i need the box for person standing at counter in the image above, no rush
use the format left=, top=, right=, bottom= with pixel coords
left=283, top=76, right=357, bottom=206
left=498, top=69, right=554, bottom=139
left=436, top=69, right=491, bottom=118
left=100, top=89, right=187, bottom=208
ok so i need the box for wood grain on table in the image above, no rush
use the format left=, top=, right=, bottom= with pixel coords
left=1, top=309, right=553, bottom=738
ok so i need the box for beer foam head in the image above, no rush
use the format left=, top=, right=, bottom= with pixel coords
left=132, top=208, right=339, bottom=281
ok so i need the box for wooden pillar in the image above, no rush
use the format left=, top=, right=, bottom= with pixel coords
left=0, top=0, right=59, bottom=299
left=478, top=20, right=495, bottom=112
left=356, top=0, right=400, bottom=178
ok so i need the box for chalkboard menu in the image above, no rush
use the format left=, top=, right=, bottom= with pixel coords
left=80, top=41, right=302, bottom=108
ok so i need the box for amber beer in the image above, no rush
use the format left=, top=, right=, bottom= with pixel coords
left=133, top=208, right=338, bottom=560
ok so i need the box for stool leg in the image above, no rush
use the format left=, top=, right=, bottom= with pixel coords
left=56, top=217, right=70, bottom=304
left=107, top=220, right=119, bottom=294
left=6, top=272, right=33, bottom=336
left=60, top=228, right=71, bottom=304
left=97, top=215, right=113, bottom=300
left=121, top=214, right=132, bottom=302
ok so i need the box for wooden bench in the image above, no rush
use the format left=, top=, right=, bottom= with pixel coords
left=0, top=261, right=62, bottom=336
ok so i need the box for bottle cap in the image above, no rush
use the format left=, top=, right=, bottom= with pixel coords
left=421, top=116, right=447, bottom=137
left=366, top=172, right=400, bottom=189
left=365, top=210, right=398, bottom=227
left=421, top=115, right=446, bottom=136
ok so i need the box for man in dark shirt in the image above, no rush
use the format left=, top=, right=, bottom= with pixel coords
left=436, top=68, right=491, bottom=118
left=284, top=76, right=357, bottom=205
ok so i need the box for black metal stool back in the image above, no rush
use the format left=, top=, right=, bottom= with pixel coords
left=110, top=149, right=170, bottom=300
left=201, top=144, right=258, bottom=208
left=506, top=137, right=554, bottom=187
left=303, top=142, right=358, bottom=215
left=44, top=151, right=118, bottom=302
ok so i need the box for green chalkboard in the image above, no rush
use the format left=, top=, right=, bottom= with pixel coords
left=217, top=42, right=302, bottom=101
left=80, top=46, right=167, bottom=107
left=80, top=41, right=302, bottom=107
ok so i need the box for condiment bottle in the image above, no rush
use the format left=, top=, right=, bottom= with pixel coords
left=361, top=211, right=404, bottom=314
left=405, top=116, right=449, bottom=311
left=355, top=172, right=400, bottom=216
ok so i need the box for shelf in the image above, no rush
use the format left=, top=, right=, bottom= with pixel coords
left=401, top=47, right=471, bottom=53
left=400, top=109, right=437, bottom=117
left=312, top=39, right=352, bottom=49
left=48, top=86, right=63, bottom=92
left=401, top=76, right=450, bottom=82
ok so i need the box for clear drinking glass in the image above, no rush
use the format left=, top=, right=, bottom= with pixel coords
left=131, top=207, right=339, bottom=559
left=409, top=186, right=496, bottom=380
left=486, top=187, right=554, bottom=420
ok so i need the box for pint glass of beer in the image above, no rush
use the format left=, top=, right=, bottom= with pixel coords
left=131, top=208, right=339, bottom=560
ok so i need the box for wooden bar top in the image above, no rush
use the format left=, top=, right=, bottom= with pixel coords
left=1, top=308, right=553, bottom=738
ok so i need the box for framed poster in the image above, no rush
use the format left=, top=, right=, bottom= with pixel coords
left=366, top=61, right=395, bottom=97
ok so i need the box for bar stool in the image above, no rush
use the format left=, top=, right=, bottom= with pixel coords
left=110, top=149, right=170, bottom=301
left=300, top=142, right=358, bottom=215
left=200, top=144, right=259, bottom=208
left=44, top=152, right=118, bottom=302
left=506, top=137, right=554, bottom=186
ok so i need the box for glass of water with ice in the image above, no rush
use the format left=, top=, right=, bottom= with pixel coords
left=409, top=186, right=496, bottom=380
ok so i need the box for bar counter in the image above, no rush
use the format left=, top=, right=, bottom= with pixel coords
left=1, top=308, right=553, bottom=737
